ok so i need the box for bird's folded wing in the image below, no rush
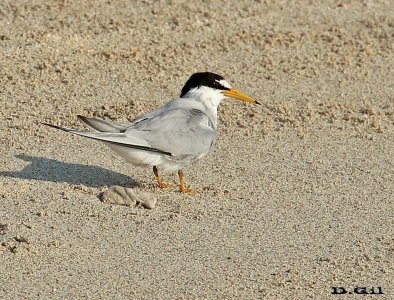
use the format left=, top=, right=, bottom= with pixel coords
left=125, top=107, right=215, bottom=158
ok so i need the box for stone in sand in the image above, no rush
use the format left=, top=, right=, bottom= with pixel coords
left=99, top=186, right=157, bottom=209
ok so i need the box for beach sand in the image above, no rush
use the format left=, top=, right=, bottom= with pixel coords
left=1, top=0, right=393, bottom=298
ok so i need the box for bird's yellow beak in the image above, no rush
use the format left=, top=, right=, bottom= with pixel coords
left=223, top=88, right=260, bottom=104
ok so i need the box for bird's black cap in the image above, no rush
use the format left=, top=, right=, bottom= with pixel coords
left=180, top=72, right=229, bottom=97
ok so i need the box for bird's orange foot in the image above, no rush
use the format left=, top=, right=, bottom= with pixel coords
left=179, top=186, right=196, bottom=195
left=153, top=166, right=172, bottom=189
left=177, top=169, right=196, bottom=195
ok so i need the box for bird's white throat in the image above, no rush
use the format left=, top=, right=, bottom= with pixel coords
left=184, top=86, right=227, bottom=111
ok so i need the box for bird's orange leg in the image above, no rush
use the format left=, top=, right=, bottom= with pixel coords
left=178, top=169, right=196, bottom=195
left=153, top=166, right=171, bottom=188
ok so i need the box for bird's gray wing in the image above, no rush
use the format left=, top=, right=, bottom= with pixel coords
left=44, top=99, right=215, bottom=158
left=125, top=107, right=216, bottom=159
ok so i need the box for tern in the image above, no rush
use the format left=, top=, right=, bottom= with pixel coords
left=43, top=72, right=259, bottom=193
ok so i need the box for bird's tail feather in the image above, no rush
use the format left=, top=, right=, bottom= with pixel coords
left=77, top=115, right=128, bottom=133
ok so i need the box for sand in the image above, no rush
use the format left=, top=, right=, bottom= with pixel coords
left=1, top=0, right=393, bottom=299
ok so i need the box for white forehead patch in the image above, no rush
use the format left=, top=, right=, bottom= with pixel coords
left=216, top=79, right=231, bottom=89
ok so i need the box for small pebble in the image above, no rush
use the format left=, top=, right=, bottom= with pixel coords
left=99, top=186, right=157, bottom=209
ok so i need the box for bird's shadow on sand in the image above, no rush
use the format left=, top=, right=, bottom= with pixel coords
left=0, top=154, right=137, bottom=188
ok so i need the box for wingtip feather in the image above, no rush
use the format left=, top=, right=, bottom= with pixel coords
left=42, top=122, right=73, bottom=132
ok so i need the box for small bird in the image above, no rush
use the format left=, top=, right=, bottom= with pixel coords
left=43, top=72, right=259, bottom=193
